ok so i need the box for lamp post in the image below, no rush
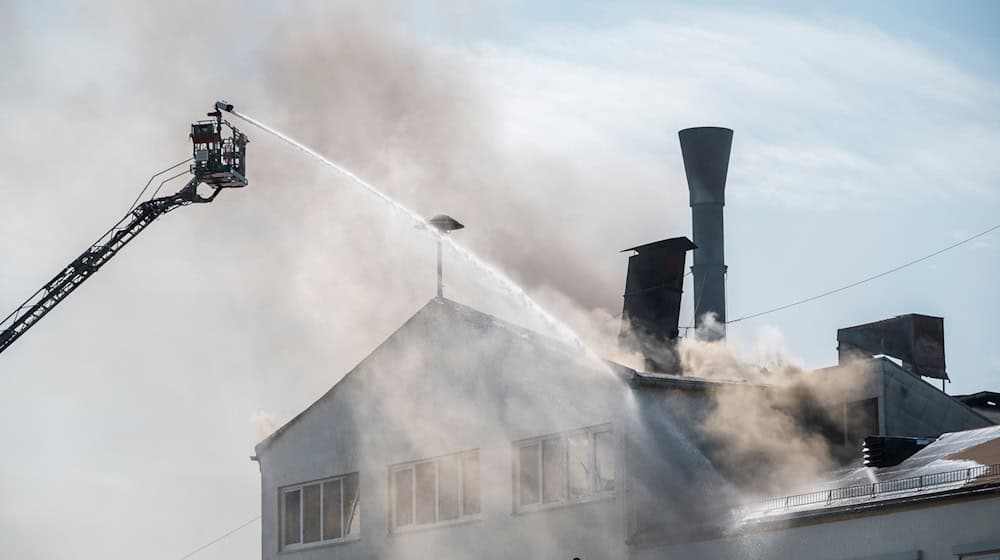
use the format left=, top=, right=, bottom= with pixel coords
left=427, top=214, right=464, bottom=298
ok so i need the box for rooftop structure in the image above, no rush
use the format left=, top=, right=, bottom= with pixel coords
left=954, top=391, right=1000, bottom=424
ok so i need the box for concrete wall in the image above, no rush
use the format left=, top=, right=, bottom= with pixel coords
left=970, top=408, right=1000, bottom=425
left=622, top=386, right=737, bottom=544
left=810, top=358, right=992, bottom=443
left=631, top=494, right=1000, bottom=560
left=880, top=360, right=993, bottom=438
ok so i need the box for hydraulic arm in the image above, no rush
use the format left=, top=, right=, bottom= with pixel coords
left=0, top=101, right=248, bottom=356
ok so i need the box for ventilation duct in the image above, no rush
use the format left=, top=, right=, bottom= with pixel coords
left=619, top=237, right=696, bottom=373
left=863, top=436, right=935, bottom=468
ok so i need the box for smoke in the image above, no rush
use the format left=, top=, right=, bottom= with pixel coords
left=0, top=3, right=674, bottom=557
left=249, top=410, right=279, bottom=440
left=249, top=3, right=678, bottom=322
left=675, top=328, right=874, bottom=497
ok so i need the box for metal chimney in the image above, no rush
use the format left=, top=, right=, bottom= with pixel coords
left=618, top=236, right=696, bottom=373
left=679, top=127, right=733, bottom=340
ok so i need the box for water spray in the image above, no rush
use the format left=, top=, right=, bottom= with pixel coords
left=215, top=101, right=605, bottom=365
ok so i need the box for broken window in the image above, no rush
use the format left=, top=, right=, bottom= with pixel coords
left=343, top=471, right=361, bottom=537
left=514, top=424, right=615, bottom=512
left=281, top=472, right=360, bottom=550
left=594, top=429, right=614, bottom=493
left=568, top=431, right=591, bottom=499
left=389, top=449, right=481, bottom=532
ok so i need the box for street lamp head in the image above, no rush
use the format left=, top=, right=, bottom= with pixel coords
left=426, top=214, right=464, bottom=299
left=428, top=214, right=465, bottom=233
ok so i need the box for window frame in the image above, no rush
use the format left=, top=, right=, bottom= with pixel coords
left=279, top=472, right=360, bottom=551
left=512, top=423, right=615, bottom=513
left=953, top=538, right=1000, bottom=559
left=388, top=449, right=482, bottom=533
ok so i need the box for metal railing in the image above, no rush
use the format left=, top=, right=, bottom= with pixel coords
left=736, top=463, right=1000, bottom=517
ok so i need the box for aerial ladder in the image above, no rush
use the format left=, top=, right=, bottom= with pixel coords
left=0, top=101, right=248, bottom=356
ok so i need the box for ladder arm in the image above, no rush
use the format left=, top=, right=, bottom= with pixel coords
left=0, top=178, right=215, bottom=355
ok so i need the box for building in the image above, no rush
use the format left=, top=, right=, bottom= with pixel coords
left=252, top=297, right=996, bottom=559
left=635, top=426, right=1000, bottom=560
left=253, top=126, right=997, bottom=558
left=253, top=297, right=728, bottom=559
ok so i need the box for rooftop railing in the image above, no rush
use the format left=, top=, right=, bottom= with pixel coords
left=736, top=463, right=1000, bottom=518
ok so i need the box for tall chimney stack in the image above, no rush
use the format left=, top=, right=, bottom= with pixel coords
left=679, top=127, right=733, bottom=340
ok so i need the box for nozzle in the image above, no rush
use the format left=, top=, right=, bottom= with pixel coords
left=215, top=100, right=234, bottom=113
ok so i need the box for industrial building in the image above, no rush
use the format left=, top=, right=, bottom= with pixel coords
left=252, top=128, right=998, bottom=559
left=636, top=425, right=1000, bottom=560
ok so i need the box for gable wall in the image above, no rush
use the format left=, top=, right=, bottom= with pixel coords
left=256, top=301, right=634, bottom=559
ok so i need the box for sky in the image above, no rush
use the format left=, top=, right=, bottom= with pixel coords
left=0, top=1, right=998, bottom=558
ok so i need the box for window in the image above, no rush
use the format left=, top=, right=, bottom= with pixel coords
left=281, top=472, right=360, bottom=550
left=514, top=424, right=614, bottom=511
left=389, top=450, right=480, bottom=531
left=954, top=539, right=1000, bottom=560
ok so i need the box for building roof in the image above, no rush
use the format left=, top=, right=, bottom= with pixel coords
left=255, top=296, right=756, bottom=453
left=628, top=369, right=762, bottom=391
left=955, top=391, right=1000, bottom=407
left=255, top=297, right=633, bottom=452
left=736, top=425, right=1000, bottom=525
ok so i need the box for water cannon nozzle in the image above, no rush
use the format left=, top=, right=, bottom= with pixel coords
left=215, top=100, right=234, bottom=113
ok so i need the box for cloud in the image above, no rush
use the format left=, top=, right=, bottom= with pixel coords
left=471, top=9, right=1000, bottom=209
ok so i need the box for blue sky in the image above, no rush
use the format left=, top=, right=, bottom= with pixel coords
left=509, top=0, right=1000, bottom=73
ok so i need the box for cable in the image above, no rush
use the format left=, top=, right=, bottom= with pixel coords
left=727, top=222, right=1000, bottom=325
left=149, top=170, right=191, bottom=200
left=127, top=158, right=192, bottom=213
left=178, top=515, right=261, bottom=559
